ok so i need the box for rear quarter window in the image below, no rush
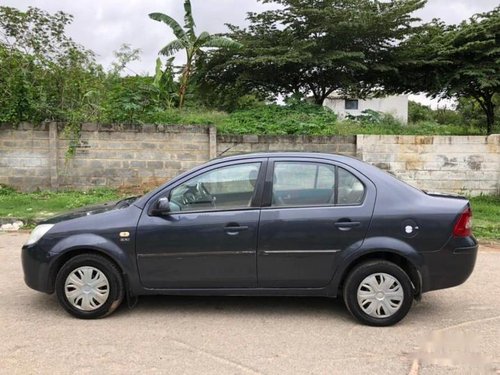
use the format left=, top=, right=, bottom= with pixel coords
left=337, top=167, right=365, bottom=205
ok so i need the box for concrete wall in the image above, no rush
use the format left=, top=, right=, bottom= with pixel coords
left=0, top=123, right=214, bottom=191
left=0, top=123, right=498, bottom=196
left=0, top=123, right=52, bottom=189
left=357, top=134, right=500, bottom=196
left=217, top=135, right=356, bottom=157
left=324, top=95, right=409, bottom=124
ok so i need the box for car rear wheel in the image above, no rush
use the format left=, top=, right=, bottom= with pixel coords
left=343, top=260, right=413, bottom=326
left=55, top=254, right=124, bottom=319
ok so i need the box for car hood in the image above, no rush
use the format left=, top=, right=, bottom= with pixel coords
left=40, top=197, right=139, bottom=224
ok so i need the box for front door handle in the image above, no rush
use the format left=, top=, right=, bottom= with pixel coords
left=334, top=221, right=361, bottom=231
left=224, top=225, right=249, bottom=235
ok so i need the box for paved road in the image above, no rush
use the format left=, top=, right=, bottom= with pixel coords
left=1, top=232, right=499, bottom=375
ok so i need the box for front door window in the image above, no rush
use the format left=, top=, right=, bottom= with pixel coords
left=169, top=163, right=261, bottom=212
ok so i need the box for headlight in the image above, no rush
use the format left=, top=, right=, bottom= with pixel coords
left=25, top=224, right=54, bottom=246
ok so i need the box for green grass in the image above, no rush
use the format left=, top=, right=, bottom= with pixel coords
left=0, top=185, right=498, bottom=241
left=0, top=186, right=122, bottom=226
left=470, top=195, right=500, bottom=241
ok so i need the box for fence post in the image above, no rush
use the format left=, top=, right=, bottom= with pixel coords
left=49, top=122, right=59, bottom=189
left=209, top=125, right=217, bottom=160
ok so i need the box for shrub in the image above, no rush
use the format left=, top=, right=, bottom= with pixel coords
left=408, top=101, right=434, bottom=123
left=218, top=103, right=338, bottom=135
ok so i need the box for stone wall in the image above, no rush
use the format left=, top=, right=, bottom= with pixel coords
left=357, top=134, right=500, bottom=196
left=0, top=123, right=51, bottom=189
left=217, top=135, right=356, bottom=156
left=0, top=123, right=498, bottom=195
left=0, top=123, right=214, bottom=191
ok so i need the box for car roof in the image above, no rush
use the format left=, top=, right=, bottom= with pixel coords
left=212, top=151, right=356, bottom=164
left=216, top=151, right=341, bottom=159
left=209, top=151, right=372, bottom=172
left=134, top=151, right=424, bottom=209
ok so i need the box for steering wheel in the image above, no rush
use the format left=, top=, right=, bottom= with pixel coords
left=195, top=182, right=206, bottom=196
left=181, top=182, right=214, bottom=206
left=183, top=191, right=196, bottom=204
left=198, top=182, right=215, bottom=207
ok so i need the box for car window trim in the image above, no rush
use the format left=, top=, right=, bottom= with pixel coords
left=156, top=206, right=262, bottom=216
left=334, top=165, right=339, bottom=205
left=261, top=202, right=365, bottom=211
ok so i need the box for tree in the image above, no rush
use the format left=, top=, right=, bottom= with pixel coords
left=457, top=94, right=500, bottom=130
left=197, top=0, right=425, bottom=107
left=110, top=43, right=141, bottom=76
left=393, top=7, right=499, bottom=133
left=0, top=6, right=101, bottom=123
left=443, top=8, right=499, bottom=133
left=149, top=0, right=241, bottom=108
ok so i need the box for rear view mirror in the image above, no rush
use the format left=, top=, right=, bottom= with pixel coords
left=151, top=197, right=171, bottom=216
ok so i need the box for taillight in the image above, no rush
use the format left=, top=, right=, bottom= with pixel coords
left=453, top=207, right=472, bottom=237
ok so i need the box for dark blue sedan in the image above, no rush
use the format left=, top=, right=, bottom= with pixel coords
left=22, top=152, right=478, bottom=326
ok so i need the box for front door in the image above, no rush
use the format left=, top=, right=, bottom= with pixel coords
left=136, top=160, right=266, bottom=288
left=257, top=158, right=375, bottom=288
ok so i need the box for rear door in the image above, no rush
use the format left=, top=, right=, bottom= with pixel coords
left=257, top=157, right=376, bottom=288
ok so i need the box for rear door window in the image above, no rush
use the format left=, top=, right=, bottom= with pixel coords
left=271, top=162, right=364, bottom=207
left=272, top=162, right=336, bottom=206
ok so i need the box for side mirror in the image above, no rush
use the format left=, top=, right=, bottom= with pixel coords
left=151, top=197, right=171, bottom=216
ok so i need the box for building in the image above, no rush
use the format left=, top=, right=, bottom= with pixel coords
left=324, top=94, right=409, bottom=124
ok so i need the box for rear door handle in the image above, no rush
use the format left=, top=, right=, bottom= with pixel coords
left=334, top=221, right=361, bottom=231
left=224, top=225, right=249, bottom=235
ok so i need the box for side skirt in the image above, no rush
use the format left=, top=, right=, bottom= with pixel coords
left=138, top=287, right=333, bottom=298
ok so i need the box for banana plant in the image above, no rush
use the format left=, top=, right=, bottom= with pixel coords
left=153, top=56, right=176, bottom=108
left=149, top=0, right=241, bottom=108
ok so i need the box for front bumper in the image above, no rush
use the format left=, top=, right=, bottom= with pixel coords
left=21, top=243, right=54, bottom=294
left=420, top=236, right=478, bottom=293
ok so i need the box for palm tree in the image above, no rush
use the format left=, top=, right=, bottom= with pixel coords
left=149, top=0, right=241, bottom=108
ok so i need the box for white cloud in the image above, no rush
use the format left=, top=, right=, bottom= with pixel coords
left=2, top=0, right=496, bottom=104
left=415, top=0, right=496, bottom=25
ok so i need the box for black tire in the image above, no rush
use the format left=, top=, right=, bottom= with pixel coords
left=343, top=260, right=413, bottom=326
left=55, top=253, right=124, bottom=319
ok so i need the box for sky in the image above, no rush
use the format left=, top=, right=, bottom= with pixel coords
left=2, top=0, right=498, bottom=107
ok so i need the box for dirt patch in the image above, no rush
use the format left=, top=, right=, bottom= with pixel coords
left=479, top=242, right=500, bottom=252
left=117, top=178, right=164, bottom=195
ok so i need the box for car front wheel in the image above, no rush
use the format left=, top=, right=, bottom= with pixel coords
left=343, top=260, right=413, bottom=326
left=55, top=254, right=124, bottom=319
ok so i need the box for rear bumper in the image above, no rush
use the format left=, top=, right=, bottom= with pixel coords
left=21, top=244, right=54, bottom=294
left=420, top=237, right=478, bottom=293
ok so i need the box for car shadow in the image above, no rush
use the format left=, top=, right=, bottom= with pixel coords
left=28, top=290, right=446, bottom=324
left=125, top=295, right=350, bottom=319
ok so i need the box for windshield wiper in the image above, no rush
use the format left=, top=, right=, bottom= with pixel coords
left=115, top=196, right=140, bottom=208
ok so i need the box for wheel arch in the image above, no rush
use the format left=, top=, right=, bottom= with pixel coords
left=331, top=248, right=423, bottom=299
left=48, top=247, right=127, bottom=294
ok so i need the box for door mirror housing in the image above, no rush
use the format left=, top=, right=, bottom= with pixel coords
left=151, top=197, right=171, bottom=216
